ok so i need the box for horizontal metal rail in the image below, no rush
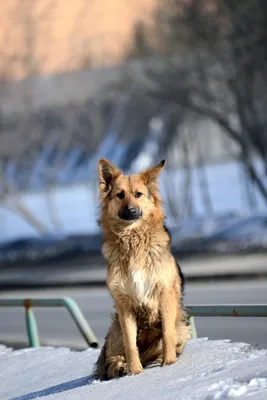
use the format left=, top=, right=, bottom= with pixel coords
left=186, top=304, right=267, bottom=339
left=0, top=297, right=98, bottom=348
left=186, top=304, right=267, bottom=318
left=0, top=300, right=266, bottom=346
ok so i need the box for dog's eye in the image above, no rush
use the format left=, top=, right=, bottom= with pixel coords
left=135, top=192, right=143, bottom=198
left=116, top=192, right=125, bottom=200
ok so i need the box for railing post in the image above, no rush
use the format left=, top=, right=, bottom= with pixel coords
left=63, top=298, right=98, bottom=348
left=189, top=317, right=197, bottom=339
left=24, top=299, right=40, bottom=347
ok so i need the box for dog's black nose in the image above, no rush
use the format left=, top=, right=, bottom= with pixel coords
left=127, top=206, right=138, bottom=218
left=119, top=206, right=142, bottom=221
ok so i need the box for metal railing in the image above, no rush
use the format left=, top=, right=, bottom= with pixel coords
left=187, top=304, right=267, bottom=338
left=0, top=297, right=98, bottom=348
left=0, top=299, right=266, bottom=347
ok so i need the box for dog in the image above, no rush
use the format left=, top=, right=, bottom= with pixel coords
left=93, top=158, right=191, bottom=380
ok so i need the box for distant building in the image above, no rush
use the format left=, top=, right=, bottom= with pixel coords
left=0, top=0, right=156, bottom=79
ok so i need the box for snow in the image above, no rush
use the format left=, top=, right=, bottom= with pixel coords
left=1, top=339, right=267, bottom=400
left=0, top=157, right=267, bottom=243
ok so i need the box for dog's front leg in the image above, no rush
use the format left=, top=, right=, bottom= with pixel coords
left=116, top=301, right=143, bottom=375
left=160, top=289, right=177, bottom=366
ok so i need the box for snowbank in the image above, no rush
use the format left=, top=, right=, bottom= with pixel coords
left=1, top=158, right=267, bottom=244
left=1, top=339, right=267, bottom=400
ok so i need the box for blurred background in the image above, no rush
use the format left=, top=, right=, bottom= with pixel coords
left=0, top=0, right=266, bottom=350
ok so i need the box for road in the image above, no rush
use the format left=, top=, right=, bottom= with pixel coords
left=0, top=280, right=266, bottom=349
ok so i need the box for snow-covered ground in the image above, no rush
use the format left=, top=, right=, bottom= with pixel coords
left=1, top=338, right=267, bottom=400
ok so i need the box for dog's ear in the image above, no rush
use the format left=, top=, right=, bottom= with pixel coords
left=141, top=160, right=165, bottom=185
left=141, top=160, right=165, bottom=200
left=98, top=158, right=121, bottom=200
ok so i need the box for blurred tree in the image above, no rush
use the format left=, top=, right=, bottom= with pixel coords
left=0, top=0, right=56, bottom=233
left=126, top=21, right=152, bottom=60
left=131, top=0, right=267, bottom=204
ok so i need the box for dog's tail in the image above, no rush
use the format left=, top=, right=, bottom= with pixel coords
left=91, top=341, right=108, bottom=380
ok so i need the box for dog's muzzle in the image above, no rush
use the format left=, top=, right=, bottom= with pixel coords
left=118, top=206, right=142, bottom=221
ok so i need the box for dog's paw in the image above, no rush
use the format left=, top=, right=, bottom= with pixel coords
left=162, top=353, right=177, bottom=366
left=107, top=356, right=127, bottom=379
left=127, top=360, right=143, bottom=375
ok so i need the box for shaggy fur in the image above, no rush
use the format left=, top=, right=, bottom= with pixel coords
left=93, top=158, right=191, bottom=380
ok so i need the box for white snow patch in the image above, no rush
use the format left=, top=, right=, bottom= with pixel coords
left=1, top=339, right=267, bottom=400
left=207, top=377, right=267, bottom=399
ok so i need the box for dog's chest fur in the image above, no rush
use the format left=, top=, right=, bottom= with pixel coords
left=104, top=227, right=171, bottom=308
left=130, top=268, right=155, bottom=304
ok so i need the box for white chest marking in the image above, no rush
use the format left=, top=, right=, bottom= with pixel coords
left=131, top=269, right=153, bottom=304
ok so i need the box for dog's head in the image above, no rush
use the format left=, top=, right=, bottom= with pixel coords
left=98, top=158, right=165, bottom=226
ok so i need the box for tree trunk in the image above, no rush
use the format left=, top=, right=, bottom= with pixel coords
left=46, top=186, right=64, bottom=232
left=242, top=156, right=267, bottom=205
left=12, top=200, right=49, bottom=234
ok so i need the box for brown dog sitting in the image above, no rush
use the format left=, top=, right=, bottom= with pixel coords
left=93, top=158, right=191, bottom=380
